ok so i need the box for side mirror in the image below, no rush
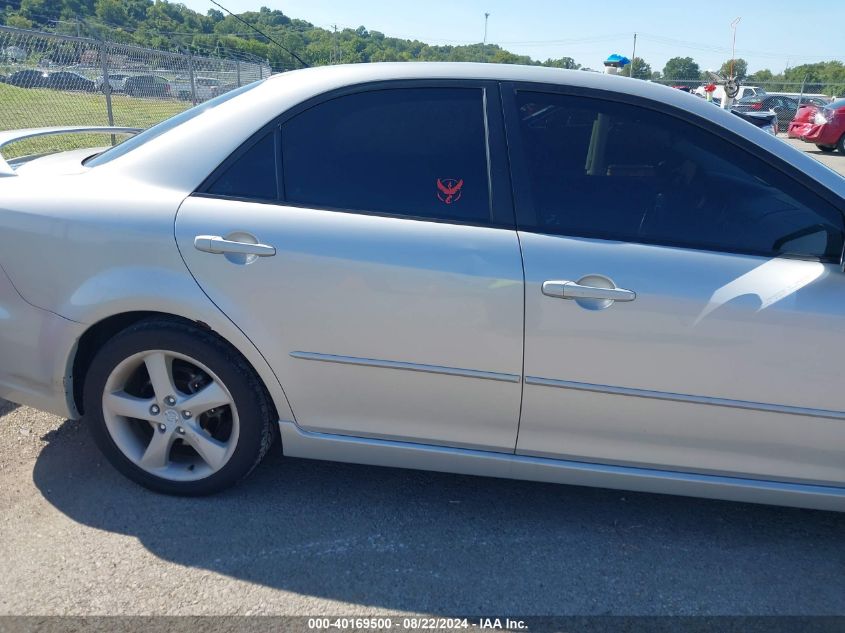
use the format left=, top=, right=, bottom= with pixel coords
left=772, top=224, right=832, bottom=259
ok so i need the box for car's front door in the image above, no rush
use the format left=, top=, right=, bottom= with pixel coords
left=504, top=86, right=845, bottom=485
left=176, top=82, right=525, bottom=451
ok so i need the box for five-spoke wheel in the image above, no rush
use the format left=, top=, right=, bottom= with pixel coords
left=102, top=350, right=240, bottom=481
left=85, top=318, right=274, bottom=495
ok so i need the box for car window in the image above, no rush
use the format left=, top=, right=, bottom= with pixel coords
left=511, top=91, right=844, bottom=260
left=206, top=131, right=277, bottom=201
left=86, top=80, right=264, bottom=167
left=281, top=87, right=491, bottom=225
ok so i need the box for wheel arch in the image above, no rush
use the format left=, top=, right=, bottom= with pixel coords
left=70, top=310, right=293, bottom=426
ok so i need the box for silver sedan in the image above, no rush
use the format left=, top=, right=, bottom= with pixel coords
left=2, top=63, right=845, bottom=509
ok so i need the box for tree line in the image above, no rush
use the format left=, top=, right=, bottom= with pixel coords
left=2, top=0, right=843, bottom=94
left=650, top=56, right=845, bottom=95
left=1, top=0, right=579, bottom=70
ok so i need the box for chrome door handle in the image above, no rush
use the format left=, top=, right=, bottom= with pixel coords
left=542, top=280, right=636, bottom=302
left=194, top=235, right=276, bottom=257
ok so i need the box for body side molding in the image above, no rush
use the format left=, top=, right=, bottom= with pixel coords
left=278, top=420, right=845, bottom=512
left=290, top=351, right=521, bottom=383
left=525, top=376, right=845, bottom=421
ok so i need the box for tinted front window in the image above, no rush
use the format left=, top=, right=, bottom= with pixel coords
left=513, top=92, right=844, bottom=260
left=282, top=88, right=491, bottom=224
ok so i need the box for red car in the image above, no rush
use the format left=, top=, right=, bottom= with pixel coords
left=788, top=103, right=820, bottom=139
left=787, top=100, right=828, bottom=139
left=792, top=98, right=845, bottom=152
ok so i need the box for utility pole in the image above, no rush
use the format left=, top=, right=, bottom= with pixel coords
left=80, top=17, right=115, bottom=140
left=730, top=17, right=741, bottom=79
left=630, top=32, right=637, bottom=77
left=722, top=17, right=741, bottom=110
left=331, top=24, right=339, bottom=65
left=483, top=12, right=489, bottom=62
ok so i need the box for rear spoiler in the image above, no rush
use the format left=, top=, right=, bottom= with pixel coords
left=0, top=126, right=141, bottom=177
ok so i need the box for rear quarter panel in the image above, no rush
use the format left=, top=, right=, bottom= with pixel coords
left=0, top=172, right=295, bottom=421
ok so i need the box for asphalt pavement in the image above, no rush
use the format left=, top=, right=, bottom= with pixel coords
left=1, top=139, right=844, bottom=617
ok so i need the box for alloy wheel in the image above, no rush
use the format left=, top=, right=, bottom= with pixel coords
left=101, top=350, right=240, bottom=482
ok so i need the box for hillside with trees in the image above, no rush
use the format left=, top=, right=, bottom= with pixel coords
left=2, top=0, right=844, bottom=94
left=0, top=0, right=580, bottom=71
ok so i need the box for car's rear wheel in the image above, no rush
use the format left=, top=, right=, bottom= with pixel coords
left=837, top=135, right=845, bottom=154
left=816, top=144, right=836, bottom=152
left=84, top=318, right=274, bottom=495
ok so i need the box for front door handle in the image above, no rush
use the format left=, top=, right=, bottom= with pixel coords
left=194, top=235, right=276, bottom=257
left=542, top=279, right=636, bottom=302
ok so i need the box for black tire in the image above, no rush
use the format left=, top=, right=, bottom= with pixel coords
left=838, top=135, right=845, bottom=154
left=816, top=144, right=836, bottom=152
left=83, top=318, right=274, bottom=495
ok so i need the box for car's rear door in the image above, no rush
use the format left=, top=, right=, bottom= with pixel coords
left=176, top=81, right=525, bottom=451
left=503, top=84, right=845, bottom=485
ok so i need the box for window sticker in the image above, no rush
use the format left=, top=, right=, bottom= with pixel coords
left=436, top=178, right=464, bottom=204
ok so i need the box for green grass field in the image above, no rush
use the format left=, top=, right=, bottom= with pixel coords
left=0, top=83, right=187, bottom=158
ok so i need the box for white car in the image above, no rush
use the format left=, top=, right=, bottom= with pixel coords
left=2, top=64, right=845, bottom=509
left=172, top=76, right=221, bottom=101
left=694, top=84, right=767, bottom=101
left=94, top=73, right=129, bottom=93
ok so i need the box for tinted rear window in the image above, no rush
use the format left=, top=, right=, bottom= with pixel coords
left=206, top=132, right=277, bottom=201
left=281, top=87, right=491, bottom=225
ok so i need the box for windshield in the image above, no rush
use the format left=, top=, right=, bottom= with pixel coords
left=86, top=79, right=264, bottom=167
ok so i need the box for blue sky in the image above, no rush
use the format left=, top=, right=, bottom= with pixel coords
left=178, top=0, right=844, bottom=74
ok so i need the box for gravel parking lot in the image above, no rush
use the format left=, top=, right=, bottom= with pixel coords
left=2, top=139, right=845, bottom=617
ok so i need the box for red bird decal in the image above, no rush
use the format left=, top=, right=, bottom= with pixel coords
left=436, top=178, right=464, bottom=204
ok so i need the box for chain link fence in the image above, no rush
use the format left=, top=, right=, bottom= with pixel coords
left=0, top=25, right=271, bottom=158
left=653, top=78, right=845, bottom=100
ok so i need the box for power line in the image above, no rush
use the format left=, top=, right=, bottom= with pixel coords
left=208, top=0, right=308, bottom=68
left=637, top=32, right=844, bottom=62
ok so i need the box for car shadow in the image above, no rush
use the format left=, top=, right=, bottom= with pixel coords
left=0, top=398, right=18, bottom=416
left=33, top=418, right=845, bottom=615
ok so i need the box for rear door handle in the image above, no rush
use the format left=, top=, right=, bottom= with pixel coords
left=542, top=280, right=636, bottom=302
left=194, top=235, right=276, bottom=257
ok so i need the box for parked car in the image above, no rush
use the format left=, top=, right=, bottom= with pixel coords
left=123, top=75, right=172, bottom=98
left=797, top=96, right=831, bottom=108
left=699, top=97, right=777, bottom=134
left=209, top=82, right=239, bottom=98
left=694, top=84, right=766, bottom=101
left=45, top=71, right=95, bottom=92
left=788, top=102, right=824, bottom=140
left=2, top=65, right=845, bottom=510
left=794, top=98, right=845, bottom=153
left=94, top=73, right=129, bottom=93
left=730, top=108, right=778, bottom=135
left=767, top=91, right=832, bottom=106
left=732, top=95, right=798, bottom=132
left=172, top=76, right=222, bottom=101
left=5, top=69, right=49, bottom=88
